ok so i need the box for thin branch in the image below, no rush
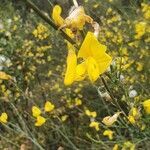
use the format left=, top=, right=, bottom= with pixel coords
left=101, top=76, right=128, bottom=117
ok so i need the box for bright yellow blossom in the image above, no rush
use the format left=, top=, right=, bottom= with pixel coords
left=64, top=32, right=112, bottom=85
left=32, top=106, right=41, bottom=117
left=44, top=101, right=55, bottom=112
left=103, top=129, right=114, bottom=140
left=0, top=113, right=8, bottom=123
left=89, top=121, right=100, bottom=131
left=78, top=32, right=112, bottom=82
left=35, top=116, right=46, bottom=126
left=143, top=99, right=150, bottom=114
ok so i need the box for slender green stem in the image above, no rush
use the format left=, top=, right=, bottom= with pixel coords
left=101, top=76, right=128, bottom=117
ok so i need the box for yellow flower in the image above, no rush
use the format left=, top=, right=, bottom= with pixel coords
left=44, top=101, right=55, bottom=112
left=102, top=112, right=121, bottom=126
left=35, top=116, right=46, bottom=126
left=122, top=141, right=135, bottom=150
left=52, top=5, right=64, bottom=26
left=128, top=107, right=140, bottom=124
left=61, top=115, right=68, bottom=122
left=128, top=115, right=136, bottom=124
left=78, top=32, right=112, bottom=82
left=64, top=46, right=77, bottom=85
left=143, top=99, right=150, bottom=114
left=85, top=110, right=97, bottom=118
left=134, top=22, right=146, bottom=39
left=0, top=113, right=8, bottom=123
left=103, top=129, right=114, bottom=140
left=89, top=121, right=100, bottom=131
left=64, top=32, right=112, bottom=85
left=0, top=71, right=12, bottom=80
left=113, top=144, right=119, bottom=150
left=75, top=98, right=82, bottom=106
left=32, top=106, right=41, bottom=117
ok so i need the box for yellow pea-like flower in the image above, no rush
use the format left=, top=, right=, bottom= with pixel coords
left=32, top=106, right=41, bottom=117
left=103, top=129, right=114, bottom=140
left=102, top=112, right=121, bottom=126
left=44, top=101, right=55, bottom=112
left=0, top=71, right=12, bottom=80
left=143, top=99, right=150, bottom=114
left=85, top=110, right=97, bottom=118
left=0, top=113, right=8, bottom=123
left=89, top=121, right=100, bottom=131
left=35, top=116, right=46, bottom=127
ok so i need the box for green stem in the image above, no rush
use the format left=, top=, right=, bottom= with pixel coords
left=101, top=76, right=128, bottom=117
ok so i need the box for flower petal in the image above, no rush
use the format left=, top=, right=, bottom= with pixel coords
left=86, top=57, right=100, bottom=82
left=75, top=61, right=86, bottom=81
left=52, top=5, right=64, bottom=26
left=78, top=32, right=107, bottom=59
left=64, top=46, right=77, bottom=85
left=97, top=53, right=112, bottom=74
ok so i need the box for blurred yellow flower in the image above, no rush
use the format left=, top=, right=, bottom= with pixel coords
left=128, top=107, right=140, bottom=125
left=75, top=98, right=82, bottom=106
left=0, top=113, right=8, bottom=123
left=85, top=109, right=97, bottom=118
left=113, top=144, right=119, bottom=150
left=122, top=141, right=135, bottom=150
left=52, top=5, right=64, bottom=26
left=44, top=101, right=55, bottom=112
left=32, top=106, right=41, bottom=117
left=89, top=121, right=100, bottom=131
left=128, top=115, right=136, bottom=124
left=135, top=22, right=146, bottom=39
left=103, top=129, right=114, bottom=140
left=143, top=99, right=150, bottom=114
left=0, top=71, right=12, bottom=80
left=102, top=112, right=121, bottom=126
left=61, top=115, right=68, bottom=122
left=35, top=116, right=46, bottom=126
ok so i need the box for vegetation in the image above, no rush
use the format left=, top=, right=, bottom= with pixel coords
left=0, top=0, right=150, bottom=149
